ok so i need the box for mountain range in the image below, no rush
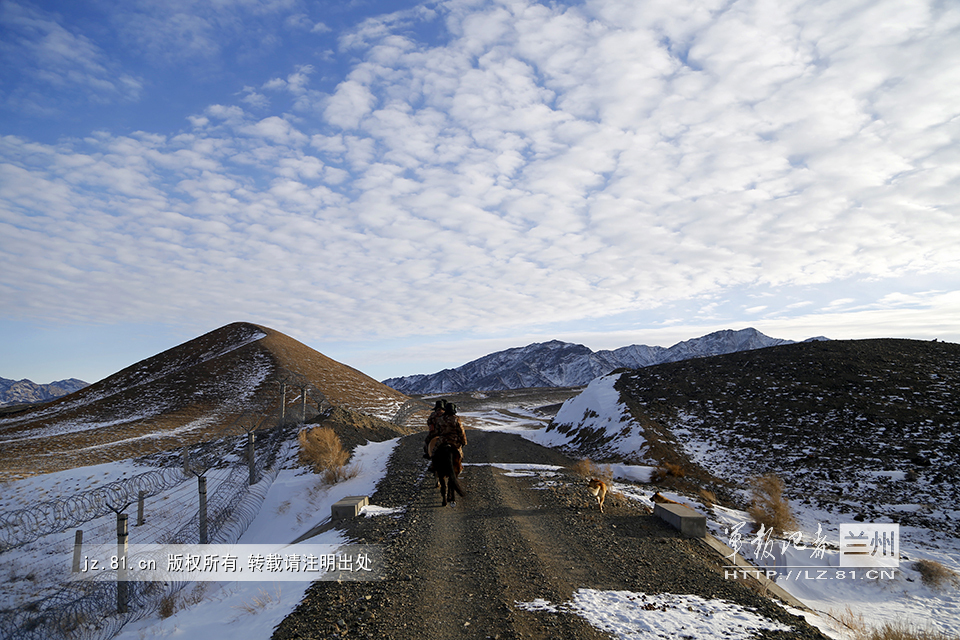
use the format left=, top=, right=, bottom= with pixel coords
left=0, top=377, right=89, bottom=407
left=383, top=328, right=826, bottom=394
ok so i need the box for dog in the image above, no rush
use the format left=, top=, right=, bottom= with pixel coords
left=651, top=491, right=690, bottom=508
left=587, top=478, right=609, bottom=513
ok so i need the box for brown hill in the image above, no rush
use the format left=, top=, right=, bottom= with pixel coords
left=0, top=322, right=416, bottom=478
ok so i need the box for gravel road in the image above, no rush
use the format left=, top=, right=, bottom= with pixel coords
left=272, top=429, right=828, bottom=640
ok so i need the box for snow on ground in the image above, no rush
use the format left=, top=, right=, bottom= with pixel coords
left=518, top=589, right=793, bottom=639
left=0, top=458, right=147, bottom=513
left=552, top=374, right=648, bottom=459
left=0, top=436, right=401, bottom=640
left=5, top=382, right=959, bottom=640
left=468, top=388, right=960, bottom=639
left=113, top=436, right=400, bottom=639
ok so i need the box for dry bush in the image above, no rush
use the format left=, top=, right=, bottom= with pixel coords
left=746, top=473, right=797, bottom=535
left=158, top=592, right=177, bottom=619
left=233, top=586, right=281, bottom=616
left=651, top=462, right=686, bottom=483
left=298, top=427, right=350, bottom=480
left=833, top=607, right=957, bottom=640
left=321, top=461, right=362, bottom=486
left=698, top=488, right=718, bottom=507
left=571, top=458, right=611, bottom=481
left=862, top=622, right=957, bottom=640
left=913, top=559, right=959, bottom=590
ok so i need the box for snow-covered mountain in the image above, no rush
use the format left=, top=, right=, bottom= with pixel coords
left=0, top=377, right=88, bottom=407
left=383, top=328, right=819, bottom=393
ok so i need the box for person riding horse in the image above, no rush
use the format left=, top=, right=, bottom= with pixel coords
left=435, top=401, right=466, bottom=475
left=431, top=401, right=466, bottom=506
left=424, top=399, right=445, bottom=459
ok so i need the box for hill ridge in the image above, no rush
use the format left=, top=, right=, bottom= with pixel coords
left=0, top=322, right=412, bottom=477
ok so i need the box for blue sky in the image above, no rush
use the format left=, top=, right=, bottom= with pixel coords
left=1, top=0, right=958, bottom=385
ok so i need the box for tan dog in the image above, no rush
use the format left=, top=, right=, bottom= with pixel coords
left=651, top=491, right=692, bottom=508
left=587, top=478, right=609, bottom=513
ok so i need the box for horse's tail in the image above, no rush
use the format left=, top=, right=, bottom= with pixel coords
left=448, top=469, right=465, bottom=497
left=444, top=446, right=467, bottom=496
left=445, top=449, right=466, bottom=497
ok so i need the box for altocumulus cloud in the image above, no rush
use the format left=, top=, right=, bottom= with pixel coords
left=0, top=0, right=958, bottom=345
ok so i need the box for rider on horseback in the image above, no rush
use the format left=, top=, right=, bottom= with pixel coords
left=436, top=401, right=466, bottom=475
left=424, top=399, right=445, bottom=459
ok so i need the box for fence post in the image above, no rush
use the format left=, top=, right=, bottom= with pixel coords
left=117, top=514, right=128, bottom=613
left=300, top=385, right=307, bottom=424
left=137, top=490, right=146, bottom=526
left=198, top=475, right=208, bottom=544
left=72, top=529, right=83, bottom=573
left=247, top=431, right=256, bottom=486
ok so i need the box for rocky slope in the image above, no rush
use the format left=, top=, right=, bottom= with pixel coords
left=544, top=337, right=960, bottom=533
left=384, top=328, right=807, bottom=393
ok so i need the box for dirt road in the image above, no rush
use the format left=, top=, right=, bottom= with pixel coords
left=272, top=430, right=827, bottom=640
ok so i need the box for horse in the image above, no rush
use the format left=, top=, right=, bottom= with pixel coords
left=431, top=442, right=465, bottom=507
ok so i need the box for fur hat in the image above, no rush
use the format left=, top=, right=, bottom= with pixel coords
left=434, top=399, right=444, bottom=410
left=445, top=402, right=457, bottom=415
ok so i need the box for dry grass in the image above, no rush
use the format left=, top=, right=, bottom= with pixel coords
left=233, top=586, right=281, bottom=616
left=298, top=426, right=348, bottom=472
left=156, top=584, right=208, bottom=619
left=650, top=462, right=686, bottom=483
left=571, top=458, right=612, bottom=481
left=158, top=592, right=177, bottom=619
left=833, top=606, right=960, bottom=640
left=698, top=488, right=718, bottom=507
left=321, top=461, right=362, bottom=485
left=913, top=559, right=959, bottom=590
left=746, top=473, right=797, bottom=535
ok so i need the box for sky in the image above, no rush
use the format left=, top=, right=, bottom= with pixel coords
left=1, top=0, right=958, bottom=385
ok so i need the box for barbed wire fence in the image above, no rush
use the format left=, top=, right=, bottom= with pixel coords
left=0, top=372, right=334, bottom=640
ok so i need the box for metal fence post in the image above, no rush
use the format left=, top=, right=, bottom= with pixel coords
left=117, top=514, right=128, bottom=613
left=137, top=490, right=146, bottom=526
left=198, top=475, right=208, bottom=544
left=247, top=431, right=256, bottom=486
left=72, top=529, right=83, bottom=573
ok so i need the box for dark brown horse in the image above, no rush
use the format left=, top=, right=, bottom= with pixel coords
left=431, top=443, right=465, bottom=507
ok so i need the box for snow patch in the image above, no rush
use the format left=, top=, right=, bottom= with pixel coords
left=518, top=589, right=793, bottom=639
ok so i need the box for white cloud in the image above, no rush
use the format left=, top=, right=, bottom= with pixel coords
left=1, top=0, right=959, bottom=357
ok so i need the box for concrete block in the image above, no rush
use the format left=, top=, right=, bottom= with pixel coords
left=331, top=496, right=370, bottom=520
left=654, top=502, right=707, bottom=538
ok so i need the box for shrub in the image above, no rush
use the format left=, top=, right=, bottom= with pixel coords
left=233, top=586, right=281, bottom=616
left=651, top=462, right=686, bottom=483
left=746, top=473, right=797, bottom=535
left=571, top=458, right=611, bottom=481
left=913, top=559, right=959, bottom=590
left=158, top=592, right=177, bottom=619
left=698, top=488, right=718, bottom=507
left=297, top=427, right=357, bottom=485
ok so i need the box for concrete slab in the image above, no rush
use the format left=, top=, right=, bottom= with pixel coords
left=700, top=534, right=811, bottom=611
left=331, top=495, right=370, bottom=520
left=654, top=502, right=707, bottom=538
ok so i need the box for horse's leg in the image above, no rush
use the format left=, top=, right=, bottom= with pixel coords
left=439, top=475, right=448, bottom=506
